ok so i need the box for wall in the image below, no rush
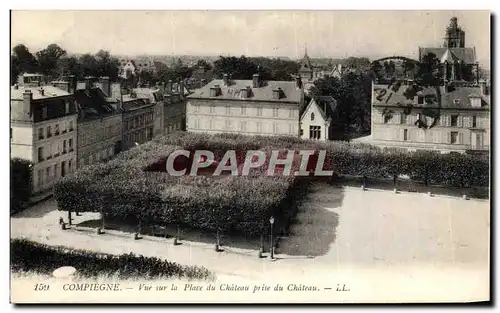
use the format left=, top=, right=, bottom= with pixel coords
left=186, top=99, right=300, bottom=136
left=10, top=123, right=34, bottom=161
left=77, top=114, right=122, bottom=168
left=122, top=107, right=155, bottom=150
left=372, top=107, right=490, bottom=152
left=300, top=101, right=329, bottom=140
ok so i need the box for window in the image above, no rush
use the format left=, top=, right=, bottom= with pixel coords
left=225, top=120, right=231, bottom=130
left=55, top=124, right=60, bottom=135
left=273, top=123, right=278, bottom=134
left=241, top=105, right=246, bottom=115
left=65, top=101, right=70, bottom=114
left=472, top=116, right=477, bottom=128
left=289, top=108, right=294, bottom=118
left=273, top=108, right=279, bottom=117
left=257, top=122, right=261, bottom=133
left=418, top=96, right=424, bottom=104
left=400, top=113, right=407, bottom=124
left=453, top=99, right=460, bottom=105
left=309, top=126, right=321, bottom=140
left=404, top=129, right=408, bottom=141
left=54, top=164, right=59, bottom=178
left=46, top=167, right=51, bottom=181
left=69, top=121, right=74, bottom=131
left=240, top=121, right=247, bottom=132
left=300, top=129, right=304, bottom=136
left=38, top=128, right=44, bottom=140
left=257, top=107, right=263, bottom=117
left=451, top=131, right=459, bottom=144
left=42, top=107, right=48, bottom=119
left=38, top=147, right=44, bottom=162
left=195, top=119, right=200, bottom=129
left=311, top=112, right=315, bottom=121
left=63, top=140, right=67, bottom=153
left=69, top=138, right=73, bottom=151
left=68, top=160, right=72, bottom=172
left=451, top=115, right=458, bottom=127
left=47, top=126, right=52, bottom=138
left=194, top=103, right=200, bottom=113
left=210, top=104, right=215, bottom=114
left=226, top=105, right=231, bottom=115
left=10, top=128, right=12, bottom=140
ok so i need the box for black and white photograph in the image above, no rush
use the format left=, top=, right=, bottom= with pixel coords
left=8, top=9, right=491, bottom=304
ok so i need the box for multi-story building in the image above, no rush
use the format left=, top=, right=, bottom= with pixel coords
left=121, top=93, right=155, bottom=151
left=186, top=73, right=304, bottom=136
left=10, top=73, right=78, bottom=194
left=74, top=81, right=122, bottom=168
left=133, top=87, right=165, bottom=138
left=163, top=80, right=189, bottom=134
left=367, top=16, right=490, bottom=154
left=370, top=83, right=490, bottom=153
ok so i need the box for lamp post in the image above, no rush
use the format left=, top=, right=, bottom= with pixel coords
left=269, top=216, right=275, bottom=260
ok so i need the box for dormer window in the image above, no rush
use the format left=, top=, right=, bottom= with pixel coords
left=453, top=99, right=460, bottom=104
left=469, top=95, right=482, bottom=108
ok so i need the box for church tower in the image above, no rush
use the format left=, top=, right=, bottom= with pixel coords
left=443, top=17, right=465, bottom=48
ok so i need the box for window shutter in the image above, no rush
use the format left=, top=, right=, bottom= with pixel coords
left=459, top=132, right=464, bottom=144
left=458, top=116, right=463, bottom=127
left=400, top=129, right=404, bottom=141
left=447, top=132, right=451, bottom=144
left=447, top=115, right=452, bottom=127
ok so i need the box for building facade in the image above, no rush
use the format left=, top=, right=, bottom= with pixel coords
left=133, top=87, right=165, bottom=138
left=163, top=80, right=188, bottom=134
left=299, top=96, right=338, bottom=141
left=11, top=73, right=78, bottom=194
left=74, top=84, right=122, bottom=168
left=121, top=95, right=155, bottom=151
left=186, top=74, right=304, bottom=136
left=371, top=83, right=490, bottom=153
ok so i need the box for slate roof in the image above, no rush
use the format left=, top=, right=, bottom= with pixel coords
left=74, top=87, right=118, bottom=120
left=187, top=79, right=303, bottom=103
left=373, top=83, right=489, bottom=110
left=11, top=85, right=71, bottom=101
left=419, top=47, right=476, bottom=64
left=300, top=96, right=337, bottom=121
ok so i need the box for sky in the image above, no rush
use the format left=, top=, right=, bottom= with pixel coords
left=11, top=10, right=490, bottom=67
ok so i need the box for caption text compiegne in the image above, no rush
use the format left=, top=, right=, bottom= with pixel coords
left=34, top=283, right=350, bottom=293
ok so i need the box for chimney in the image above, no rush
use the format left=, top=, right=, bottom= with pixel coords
left=252, top=73, right=261, bottom=88
left=167, top=80, right=173, bottom=94
left=84, top=76, right=93, bottom=91
left=478, top=79, right=488, bottom=96
left=295, top=75, right=303, bottom=89
left=240, top=87, right=249, bottom=99
left=273, top=87, right=282, bottom=100
left=23, top=89, right=32, bottom=115
left=39, top=88, right=45, bottom=96
left=223, top=73, right=229, bottom=86
left=67, top=75, right=77, bottom=94
left=98, top=76, right=111, bottom=97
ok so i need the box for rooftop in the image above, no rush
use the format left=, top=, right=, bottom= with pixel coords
left=11, top=85, right=71, bottom=101
left=419, top=47, right=476, bottom=64
left=187, top=79, right=303, bottom=103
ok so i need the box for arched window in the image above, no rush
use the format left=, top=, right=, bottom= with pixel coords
left=311, top=112, right=315, bottom=121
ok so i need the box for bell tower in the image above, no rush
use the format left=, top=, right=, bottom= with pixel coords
left=443, top=17, right=465, bottom=48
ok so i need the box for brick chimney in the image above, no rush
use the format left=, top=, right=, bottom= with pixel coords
left=98, top=76, right=111, bottom=97
left=252, top=73, right=261, bottom=88
left=23, top=89, right=32, bottom=115
left=223, top=73, right=229, bottom=86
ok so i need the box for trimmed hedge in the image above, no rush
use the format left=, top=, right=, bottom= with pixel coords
left=10, top=158, right=33, bottom=215
left=54, top=132, right=489, bottom=240
left=11, top=239, right=214, bottom=280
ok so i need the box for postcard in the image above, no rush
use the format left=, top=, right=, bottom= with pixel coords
left=9, top=10, right=490, bottom=304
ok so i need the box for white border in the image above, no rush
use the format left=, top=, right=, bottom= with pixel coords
left=2, top=1, right=497, bottom=312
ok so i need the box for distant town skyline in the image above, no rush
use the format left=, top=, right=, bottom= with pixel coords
left=11, top=10, right=490, bottom=67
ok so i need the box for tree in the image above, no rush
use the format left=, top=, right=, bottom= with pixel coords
left=11, top=44, right=39, bottom=85
left=196, top=59, right=213, bottom=71
left=416, top=52, right=442, bottom=87
left=78, top=54, right=99, bottom=78
left=57, top=56, right=80, bottom=79
left=95, top=50, right=120, bottom=81
left=36, top=44, right=67, bottom=78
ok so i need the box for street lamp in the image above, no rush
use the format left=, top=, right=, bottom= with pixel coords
left=269, top=216, right=275, bottom=260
